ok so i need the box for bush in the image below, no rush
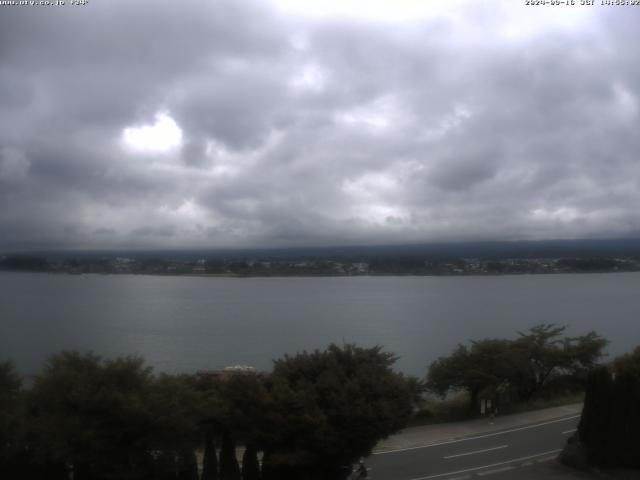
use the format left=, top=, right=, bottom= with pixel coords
left=559, top=435, right=588, bottom=470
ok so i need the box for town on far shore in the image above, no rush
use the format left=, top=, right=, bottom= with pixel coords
left=3, top=238, right=640, bottom=277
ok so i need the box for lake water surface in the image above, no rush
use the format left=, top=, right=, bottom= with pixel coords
left=1, top=272, right=638, bottom=377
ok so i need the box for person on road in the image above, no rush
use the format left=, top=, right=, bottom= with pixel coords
left=489, top=404, right=498, bottom=424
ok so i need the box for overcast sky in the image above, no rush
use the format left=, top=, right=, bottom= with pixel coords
left=1, top=0, right=639, bottom=251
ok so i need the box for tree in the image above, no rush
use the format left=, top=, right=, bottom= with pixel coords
left=216, top=373, right=268, bottom=480
left=218, top=372, right=269, bottom=446
left=607, top=369, right=638, bottom=467
left=612, top=346, right=640, bottom=378
left=605, top=347, right=640, bottom=468
left=153, top=450, right=178, bottom=480
left=426, top=339, right=516, bottom=411
left=192, top=372, right=225, bottom=480
left=426, top=325, right=608, bottom=410
left=176, top=450, right=199, bottom=480
left=28, top=352, right=156, bottom=480
left=513, top=324, right=607, bottom=400
left=0, top=361, right=23, bottom=476
left=147, top=373, right=203, bottom=479
left=573, top=347, right=640, bottom=469
left=242, top=444, right=261, bottom=480
left=201, top=430, right=219, bottom=480
left=578, top=366, right=612, bottom=465
left=219, top=431, right=241, bottom=480
left=261, top=344, right=415, bottom=480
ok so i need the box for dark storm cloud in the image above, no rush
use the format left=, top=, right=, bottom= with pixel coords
left=1, top=0, right=639, bottom=250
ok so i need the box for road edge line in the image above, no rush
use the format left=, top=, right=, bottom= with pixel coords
left=408, top=449, right=562, bottom=480
left=374, top=415, right=579, bottom=455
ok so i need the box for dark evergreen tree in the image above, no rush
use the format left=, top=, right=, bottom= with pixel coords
left=609, top=347, right=640, bottom=468
left=177, top=450, right=199, bottom=480
left=259, top=451, right=276, bottom=480
left=0, top=361, right=22, bottom=477
left=578, top=366, right=612, bottom=465
left=202, top=431, right=219, bottom=480
left=575, top=347, right=640, bottom=469
left=242, top=444, right=261, bottom=480
left=192, top=372, right=225, bottom=480
left=216, top=373, right=268, bottom=480
left=148, top=373, right=202, bottom=480
left=608, top=370, right=635, bottom=467
left=153, top=451, right=178, bottom=480
left=220, top=431, right=241, bottom=480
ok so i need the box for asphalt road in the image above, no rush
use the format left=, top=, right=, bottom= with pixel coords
left=368, top=414, right=580, bottom=480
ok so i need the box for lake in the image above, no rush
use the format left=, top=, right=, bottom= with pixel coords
left=1, top=272, right=638, bottom=377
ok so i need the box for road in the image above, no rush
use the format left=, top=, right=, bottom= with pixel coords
left=368, top=414, right=580, bottom=480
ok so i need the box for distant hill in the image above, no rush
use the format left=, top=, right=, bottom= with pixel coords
left=6, top=237, right=640, bottom=262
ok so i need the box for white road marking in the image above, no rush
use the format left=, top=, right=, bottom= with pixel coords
left=408, top=449, right=562, bottom=480
left=536, top=456, right=557, bottom=463
left=477, top=466, right=515, bottom=476
left=562, top=429, right=577, bottom=435
left=443, top=445, right=508, bottom=459
left=374, top=415, right=579, bottom=455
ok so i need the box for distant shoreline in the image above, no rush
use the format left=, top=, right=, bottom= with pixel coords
left=2, top=247, right=640, bottom=278
left=2, top=267, right=639, bottom=279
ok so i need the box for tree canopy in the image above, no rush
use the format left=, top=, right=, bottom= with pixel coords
left=427, top=339, right=516, bottom=411
left=1, top=344, right=417, bottom=480
left=261, top=344, right=415, bottom=479
left=28, top=352, right=156, bottom=480
left=426, top=324, right=608, bottom=411
left=0, top=361, right=22, bottom=476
